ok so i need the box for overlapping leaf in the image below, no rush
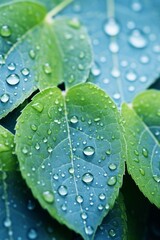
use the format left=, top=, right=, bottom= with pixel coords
left=15, top=83, right=125, bottom=239
left=122, top=90, right=160, bottom=208
left=0, top=125, right=72, bottom=240
left=61, top=0, right=160, bottom=106
left=0, top=1, right=92, bottom=119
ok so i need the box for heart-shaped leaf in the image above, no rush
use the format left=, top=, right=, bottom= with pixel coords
left=61, top=0, right=160, bottom=106
left=122, top=90, right=160, bottom=208
left=0, top=125, right=72, bottom=240
left=0, top=1, right=92, bottom=119
left=15, top=83, right=125, bottom=239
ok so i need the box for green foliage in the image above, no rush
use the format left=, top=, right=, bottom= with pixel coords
left=0, top=0, right=160, bottom=239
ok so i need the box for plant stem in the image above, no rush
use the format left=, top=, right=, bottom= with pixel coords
left=45, top=0, right=73, bottom=23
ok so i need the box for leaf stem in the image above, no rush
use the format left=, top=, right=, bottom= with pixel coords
left=45, top=0, right=73, bottom=23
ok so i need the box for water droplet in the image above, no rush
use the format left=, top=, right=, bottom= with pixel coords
left=108, top=229, right=116, bottom=237
left=139, top=168, right=145, bottom=176
left=31, top=102, right=44, bottom=113
left=28, top=228, right=38, bottom=239
left=61, top=204, right=67, bottom=211
left=76, top=195, right=84, bottom=203
left=8, top=63, right=16, bottom=71
left=131, top=2, right=142, bottom=12
left=0, top=25, right=11, bottom=37
left=111, top=68, right=120, bottom=78
left=82, top=173, right=94, bottom=184
left=104, top=18, right=120, bottom=36
left=85, top=226, right=94, bottom=236
left=42, top=191, right=54, bottom=203
left=27, top=200, right=35, bottom=210
left=1, top=93, right=10, bottom=103
left=29, top=49, right=36, bottom=59
left=22, top=146, right=28, bottom=154
left=142, top=148, right=148, bottom=158
left=153, top=175, right=160, bottom=183
left=31, top=124, right=37, bottom=131
left=113, top=93, right=121, bottom=100
left=129, top=29, right=148, bottom=48
left=79, top=51, right=85, bottom=59
left=108, top=163, right=117, bottom=171
left=68, top=18, right=81, bottom=29
left=58, top=185, right=68, bottom=196
left=21, top=68, right=30, bottom=76
left=98, top=204, right=104, bottom=211
left=4, top=218, right=11, bottom=227
left=140, top=55, right=149, bottom=64
left=48, top=147, right=53, bottom=153
left=106, top=149, right=111, bottom=155
left=107, top=176, right=117, bottom=186
left=43, top=63, right=52, bottom=74
left=126, top=70, right=137, bottom=82
left=0, top=54, right=5, bottom=65
left=6, top=74, right=20, bottom=86
left=83, top=146, right=95, bottom=156
left=81, top=212, right=88, bottom=220
left=99, top=193, right=106, bottom=200
left=70, top=115, right=79, bottom=124
left=134, top=149, right=139, bottom=156
left=91, top=63, right=101, bottom=76
left=53, top=174, right=59, bottom=180
left=68, top=167, right=74, bottom=174
left=109, top=42, right=119, bottom=53
left=35, top=143, right=40, bottom=150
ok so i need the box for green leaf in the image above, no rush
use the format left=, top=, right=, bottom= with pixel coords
left=61, top=0, right=160, bottom=106
left=0, top=125, right=72, bottom=240
left=15, top=83, right=125, bottom=239
left=122, top=90, right=160, bottom=208
left=0, top=1, right=92, bottom=119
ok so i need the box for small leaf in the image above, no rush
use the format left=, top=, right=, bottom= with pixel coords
left=122, top=90, right=160, bottom=208
left=61, top=0, right=160, bottom=106
left=0, top=126, right=72, bottom=240
left=15, top=83, right=125, bottom=239
left=0, top=1, right=92, bottom=119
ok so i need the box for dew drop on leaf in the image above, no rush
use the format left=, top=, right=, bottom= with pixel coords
left=58, top=185, right=68, bottom=197
left=108, top=228, right=116, bottom=237
left=31, top=102, right=44, bottom=113
left=107, top=176, right=117, bottom=186
left=68, top=18, right=81, bottom=29
left=83, top=146, right=95, bottom=156
left=139, top=168, right=145, bottom=176
left=68, top=167, right=74, bottom=174
left=8, top=63, right=16, bottom=71
left=85, top=226, right=94, bottom=236
left=125, top=70, right=137, bottom=82
left=0, top=93, right=10, bottom=103
left=6, top=74, right=20, bottom=86
left=142, top=147, right=148, bottom=158
left=153, top=175, right=160, bottom=183
left=70, top=115, right=79, bottom=124
left=108, top=163, right=117, bottom=171
left=42, top=191, right=54, bottom=203
left=76, top=195, right=84, bottom=204
left=29, top=49, right=36, bottom=59
left=104, top=18, right=120, bottom=36
left=21, top=68, right=30, bottom=76
left=98, top=204, right=104, bottom=211
left=27, top=228, right=38, bottom=239
left=61, top=203, right=67, bottom=211
left=81, top=212, right=88, bottom=220
left=43, top=63, right=52, bottom=74
left=0, top=25, right=12, bottom=37
left=4, top=218, right=12, bottom=228
left=82, top=173, right=94, bottom=184
left=128, top=29, right=148, bottom=48
left=99, top=193, right=106, bottom=200
left=22, top=146, right=28, bottom=154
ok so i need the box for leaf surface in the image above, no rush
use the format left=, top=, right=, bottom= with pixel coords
left=15, top=83, right=125, bottom=239
left=61, top=0, right=160, bottom=106
left=0, top=125, right=72, bottom=240
left=122, top=90, right=160, bottom=208
left=0, top=1, right=92, bottom=119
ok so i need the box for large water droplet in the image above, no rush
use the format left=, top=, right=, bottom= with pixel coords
left=58, top=185, right=68, bottom=196
left=1, top=93, right=10, bottom=103
left=76, top=195, right=84, bottom=203
left=70, top=115, right=79, bottom=124
left=28, top=228, right=38, bottom=239
left=4, top=218, right=12, bottom=227
left=22, top=146, right=28, bottom=154
left=61, top=203, right=67, bottom=211
left=83, top=146, right=95, bottom=156
left=85, top=226, right=94, bottom=236
left=109, top=42, right=119, bottom=53
left=42, top=191, right=54, bottom=203
left=99, top=193, right=106, bottom=200
left=129, top=29, right=148, bottom=48
left=8, top=63, right=16, bottom=71
left=82, top=173, right=94, bottom=184
left=104, top=18, right=120, bottom=36
left=68, top=167, right=74, bottom=174
left=107, top=176, right=117, bottom=186
left=142, top=148, right=148, bottom=158
left=43, top=63, right=52, bottom=74
left=0, top=25, right=11, bottom=37
left=81, top=212, right=88, bottom=220
left=108, top=163, right=117, bottom=171
left=125, top=70, right=137, bottom=82
left=6, top=74, right=20, bottom=86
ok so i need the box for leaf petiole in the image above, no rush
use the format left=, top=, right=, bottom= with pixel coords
left=45, top=0, right=73, bottom=23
